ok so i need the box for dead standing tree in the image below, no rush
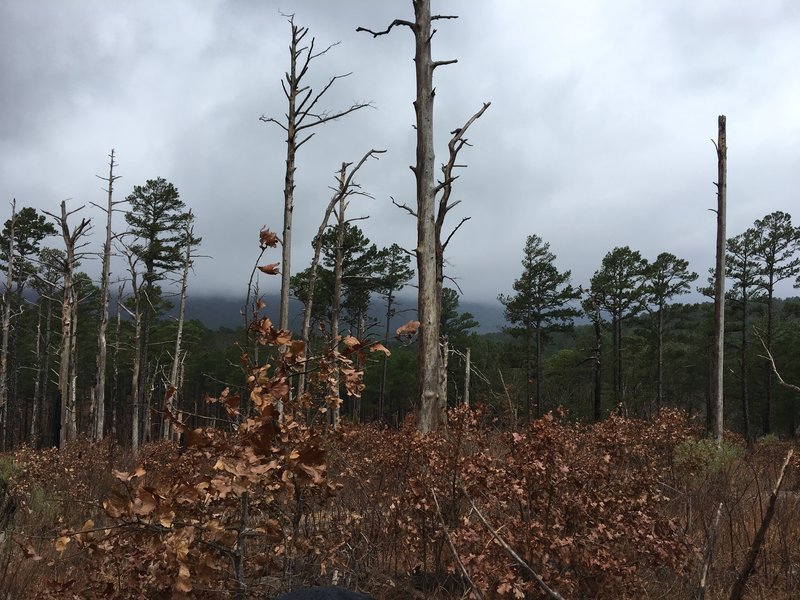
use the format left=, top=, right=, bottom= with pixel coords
left=710, top=116, right=727, bottom=444
left=260, top=15, right=370, bottom=333
left=89, top=149, right=122, bottom=442
left=358, top=1, right=489, bottom=432
left=296, top=149, right=385, bottom=399
left=45, top=201, right=91, bottom=447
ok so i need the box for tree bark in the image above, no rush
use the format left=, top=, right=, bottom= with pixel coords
left=711, top=115, right=727, bottom=444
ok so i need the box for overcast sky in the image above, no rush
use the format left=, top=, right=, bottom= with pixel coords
left=2, top=0, right=799, bottom=314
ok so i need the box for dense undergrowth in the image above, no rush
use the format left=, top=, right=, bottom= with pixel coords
left=0, top=407, right=797, bottom=599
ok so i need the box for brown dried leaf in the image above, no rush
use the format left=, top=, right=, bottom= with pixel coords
left=260, top=228, right=279, bottom=248
left=258, top=262, right=280, bottom=275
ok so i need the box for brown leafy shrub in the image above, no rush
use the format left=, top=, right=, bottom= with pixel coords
left=330, top=407, right=697, bottom=599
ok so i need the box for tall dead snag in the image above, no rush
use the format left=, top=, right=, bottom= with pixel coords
left=711, top=115, right=727, bottom=444
left=118, top=245, right=143, bottom=451
left=164, top=212, right=200, bottom=441
left=45, top=201, right=91, bottom=447
left=0, top=200, right=16, bottom=448
left=261, top=15, right=370, bottom=332
left=296, top=150, right=384, bottom=399
left=359, top=1, right=489, bottom=432
left=89, top=149, right=122, bottom=442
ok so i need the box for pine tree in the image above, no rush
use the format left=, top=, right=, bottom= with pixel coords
left=124, top=177, right=190, bottom=445
left=643, top=252, right=697, bottom=406
left=590, top=246, right=647, bottom=406
left=499, top=235, right=579, bottom=420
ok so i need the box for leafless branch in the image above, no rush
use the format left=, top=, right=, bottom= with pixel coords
left=755, top=329, right=800, bottom=393
left=391, top=196, right=417, bottom=217
left=356, top=20, right=415, bottom=37
left=435, top=102, right=490, bottom=229
left=442, top=217, right=471, bottom=252
left=431, top=487, right=483, bottom=600
left=463, top=489, right=567, bottom=600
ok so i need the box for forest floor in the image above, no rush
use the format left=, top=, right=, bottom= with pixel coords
left=0, top=408, right=798, bottom=599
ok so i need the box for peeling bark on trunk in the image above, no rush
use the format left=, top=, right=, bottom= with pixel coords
left=463, top=346, right=471, bottom=406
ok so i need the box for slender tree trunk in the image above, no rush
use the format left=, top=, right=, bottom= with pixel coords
left=90, top=149, right=119, bottom=441
left=131, top=307, right=142, bottom=451
left=0, top=201, right=16, bottom=450
left=111, top=287, right=122, bottom=439
left=463, top=346, right=471, bottom=406
left=41, top=299, right=53, bottom=445
left=611, top=314, right=620, bottom=404
left=711, top=115, right=727, bottom=444
left=525, top=312, right=532, bottom=423
left=330, top=196, right=345, bottom=429
left=764, top=287, right=774, bottom=434
left=279, top=87, right=297, bottom=333
left=438, top=338, right=449, bottom=414
left=165, top=230, right=191, bottom=440
left=30, top=300, right=44, bottom=444
left=656, top=302, right=664, bottom=406
left=378, top=290, right=394, bottom=420
left=68, top=293, right=78, bottom=436
left=535, top=319, right=542, bottom=418
left=298, top=165, right=346, bottom=398
left=740, top=294, right=751, bottom=444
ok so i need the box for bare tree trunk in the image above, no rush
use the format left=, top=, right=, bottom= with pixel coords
left=412, top=1, right=442, bottom=433
left=0, top=200, right=16, bottom=449
left=164, top=218, right=194, bottom=441
left=30, top=300, right=44, bottom=444
left=656, top=301, right=664, bottom=406
left=535, top=319, right=543, bottom=418
left=764, top=288, right=774, bottom=434
left=711, top=115, right=727, bottom=444
left=110, top=282, right=123, bottom=439
left=261, top=17, right=369, bottom=332
left=438, top=337, right=449, bottom=414
left=90, top=149, right=121, bottom=442
left=358, top=4, right=487, bottom=432
left=740, top=293, right=751, bottom=444
left=47, top=201, right=91, bottom=447
left=297, top=152, right=383, bottom=397
left=379, top=288, right=394, bottom=419
left=463, top=346, right=471, bottom=406
left=329, top=194, right=346, bottom=429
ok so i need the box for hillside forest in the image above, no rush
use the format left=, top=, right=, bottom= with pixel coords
left=1, top=2, right=800, bottom=599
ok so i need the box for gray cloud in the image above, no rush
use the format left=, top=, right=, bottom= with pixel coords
left=1, top=0, right=799, bottom=313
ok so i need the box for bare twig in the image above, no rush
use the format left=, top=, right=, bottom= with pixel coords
left=431, top=488, right=483, bottom=600
left=463, top=490, right=567, bottom=600
left=755, top=329, right=800, bottom=393
left=729, top=449, right=794, bottom=600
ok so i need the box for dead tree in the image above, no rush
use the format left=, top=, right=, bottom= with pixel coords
left=297, top=150, right=384, bottom=398
left=89, top=149, right=122, bottom=442
left=45, top=201, right=91, bottom=447
left=117, top=244, right=143, bottom=451
left=0, top=200, right=16, bottom=448
left=358, top=2, right=489, bottom=432
left=711, top=116, right=727, bottom=444
left=163, top=213, right=200, bottom=441
left=260, top=14, right=370, bottom=333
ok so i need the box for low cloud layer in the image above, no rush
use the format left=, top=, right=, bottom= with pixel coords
left=2, top=0, right=798, bottom=308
